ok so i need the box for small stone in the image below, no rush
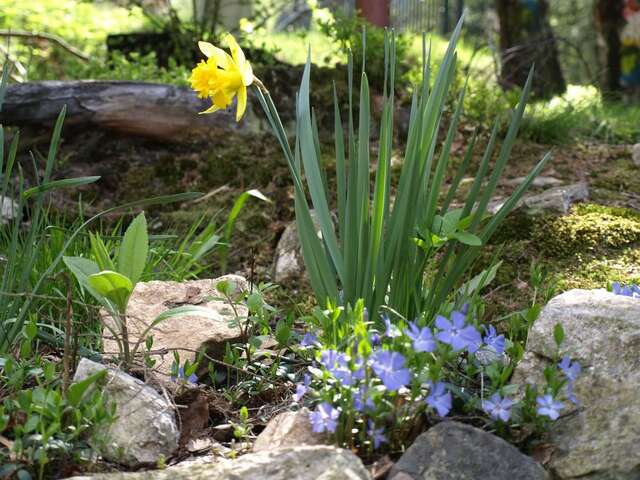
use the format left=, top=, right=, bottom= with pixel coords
left=273, top=211, right=321, bottom=283
left=632, top=143, right=640, bottom=166
left=505, top=176, right=564, bottom=188
left=64, top=445, right=371, bottom=480
left=388, top=422, right=548, bottom=480
left=72, top=358, right=179, bottom=467
left=489, top=182, right=589, bottom=216
left=102, top=275, right=248, bottom=383
left=253, top=408, right=326, bottom=452
left=1, top=195, right=18, bottom=224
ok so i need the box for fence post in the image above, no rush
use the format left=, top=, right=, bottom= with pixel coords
left=355, top=0, right=391, bottom=27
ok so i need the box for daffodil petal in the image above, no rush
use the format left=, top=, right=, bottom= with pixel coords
left=236, top=86, right=247, bottom=121
left=225, top=34, right=246, bottom=67
left=241, top=61, right=254, bottom=86
left=199, top=102, right=221, bottom=115
left=198, top=41, right=233, bottom=69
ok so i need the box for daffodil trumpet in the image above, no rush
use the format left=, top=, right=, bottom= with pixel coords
left=190, top=34, right=266, bottom=122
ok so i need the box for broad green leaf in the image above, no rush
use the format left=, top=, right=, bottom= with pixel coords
left=88, top=271, right=134, bottom=313
left=63, top=256, right=100, bottom=293
left=67, top=370, right=106, bottom=407
left=117, top=212, right=148, bottom=285
left=451, top=231, right=482, bottom=246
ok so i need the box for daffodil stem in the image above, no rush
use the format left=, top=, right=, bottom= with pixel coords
left=253, top=77, right=269, bottom=95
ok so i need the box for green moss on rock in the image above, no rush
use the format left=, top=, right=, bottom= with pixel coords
left=533, top=203, right=640, bottom=257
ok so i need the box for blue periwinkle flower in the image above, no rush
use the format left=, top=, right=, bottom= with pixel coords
left=367, top=420, right=388, bottom=449
left=300, top=332, right=320, bottom=348
left=370, top=350, right=411, bottom=391
left=611, top=282, right=640, bottom=298
left=405, top=322, right=436, bottom=353
left=482, top=325, right=506, bottom=356
left=558, top=356, right=581, bottom=383
left=536, top=394, right=564, bottom=420
left=370, top=332, right=382, bottom=346
left=426, top=381, right=452, bottom=417
left=309, top=402, right=340, bottom=433
left=435, top=311, right=482, bottom=353
left=294, top=374, right=311, bottom=402
left=172, top=367, right=198, bottom=384
left=383, top=315, right=402, bottom=338
left=482, top=393, right=513, bottom=422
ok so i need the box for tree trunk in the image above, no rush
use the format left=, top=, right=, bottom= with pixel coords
left=356, top=0, right=391, bottom=27
left=595, top=0, right=624, bottom=94
left=0, top=81, right=239, bottom=141
left=495, top=0, right=566, bottom=98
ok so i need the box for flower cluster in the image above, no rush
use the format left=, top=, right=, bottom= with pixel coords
left=293, top=303, right=580, bottom=451
left=611, top=282, right=640, bottom=298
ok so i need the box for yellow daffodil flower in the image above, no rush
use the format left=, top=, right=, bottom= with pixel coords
left=190, top=34, right=254, bottom=121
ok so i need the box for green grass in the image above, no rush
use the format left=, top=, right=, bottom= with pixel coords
left=0, top=0, right=149, bottom=81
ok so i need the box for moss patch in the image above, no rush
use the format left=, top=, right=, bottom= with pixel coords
left=532, top=203, right=640, bottom=257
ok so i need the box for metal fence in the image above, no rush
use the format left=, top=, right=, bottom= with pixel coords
left=329, top=0, right=463, bottom=33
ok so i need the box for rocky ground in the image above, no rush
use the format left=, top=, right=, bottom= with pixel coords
left=9, top=95, right=640, bottom=479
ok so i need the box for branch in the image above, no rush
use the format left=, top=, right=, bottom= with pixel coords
left=0, top=29, right=90, bottom=61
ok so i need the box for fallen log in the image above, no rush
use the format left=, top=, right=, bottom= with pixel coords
left=0, top=81, right=242, bottom=140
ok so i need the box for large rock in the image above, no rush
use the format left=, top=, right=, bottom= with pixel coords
left=273, top=212, right=320, bottom=283
left=632, top=143, right=640, bottom=166
left=73, top=358, right=179, bottom=467
left=388, top=422, right=548, bottom=480
left=64, top=445, right=371, bottom=480
left=253, top=408, right=326, bottom=452
left=102, top=275, right=247, bottom=380
left=512, top=289, right=640, bottom=479
left=489, top=182, right=589, bottom=215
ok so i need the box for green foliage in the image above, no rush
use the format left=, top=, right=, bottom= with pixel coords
left=317, top=11, right=411, bottom=88
left=74, top=52, right=191, bottom=86
left=65, top=212, right=151, bottom=367
left=0, top=353, right=115, bottom=479
left=256, top=18, right=548, bottom=322
left=0, top=0, right=148, bottom=82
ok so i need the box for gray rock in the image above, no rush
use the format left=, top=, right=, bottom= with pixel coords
left=102, top=275, right=247, bottom=383
left=489, top=182, right=589, bottom=215
left=1, top=195, right=18, bottom=224
left=511, top=289, right=640, bottom=479
left=632, top=143, right=640, bottom=166
left=388, top=422, right=548, bottom=480
left=73, top=358, right=179, bottom=467
left=64, top=445, right=371, bottom=480
left=504, top=176, right=564, bottom=188
left=273, top=211, right=320, bottom=283
left=253, top=408, right=326, bottom=452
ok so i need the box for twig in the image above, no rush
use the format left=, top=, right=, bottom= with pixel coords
left=0, top=29, right=90, bottom=62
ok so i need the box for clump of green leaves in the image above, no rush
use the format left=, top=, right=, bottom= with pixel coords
left=255, top=16, right=549, bottom=323
left=0, top=341, right=115, bottom=479
left=64, top=213, right=150, bottom=369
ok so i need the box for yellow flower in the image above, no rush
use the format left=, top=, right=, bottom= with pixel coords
left=190, top=34, right=254, bottom=121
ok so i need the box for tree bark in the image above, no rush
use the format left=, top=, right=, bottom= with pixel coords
left=495, top=0, right=566, bottom=98
left=0, top=81, right=240, bottom=140
left=356, top=0, right=391, bottom=27
left=595, top=0, right=624, bottom=94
